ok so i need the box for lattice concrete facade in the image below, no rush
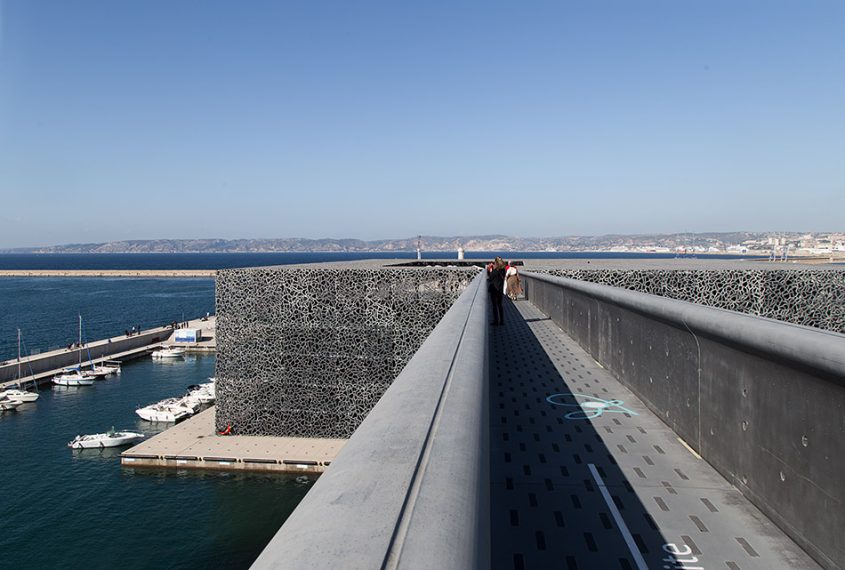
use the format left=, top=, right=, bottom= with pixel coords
left=215, top=265, right=477, bottom=438
left=533, top=268, right=845, bottom=333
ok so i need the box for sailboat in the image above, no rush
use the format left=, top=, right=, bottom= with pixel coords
left=0, top=329, right=39, bottom=403
left=53, top=316, right=96, bottom=387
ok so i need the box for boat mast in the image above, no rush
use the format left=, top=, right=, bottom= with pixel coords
left=78, top=314, right=82, bottom=368
left=17, top=328, right=21, bottom=380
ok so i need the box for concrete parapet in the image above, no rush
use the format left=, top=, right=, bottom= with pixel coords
left=250, top=272, right=490, bottom=569
left=530, top=265, right=845, bottom=333
left=523, top=271, right=845, bottom=570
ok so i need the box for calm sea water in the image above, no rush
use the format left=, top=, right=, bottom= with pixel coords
left=0, top=354, right=314, bottom=570
left=0, top=250, right=758, bottom=271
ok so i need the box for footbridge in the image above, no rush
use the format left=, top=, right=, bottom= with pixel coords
left=217, top=261, right=844, bottom=570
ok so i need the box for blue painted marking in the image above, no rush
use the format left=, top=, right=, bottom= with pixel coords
left=545, top=393, right=638, bottom=420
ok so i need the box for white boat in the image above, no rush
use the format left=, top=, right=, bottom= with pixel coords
left=85, top=360, right=121, bottom=378
left=185, top=381, right=215, bottom=405
left=0, top=388, right=39, bottom=403
left=53, top=368, right=96, bottom=386
left=0, top=397, right=22, bottom=411
left=5, top=329, right=39, bottom=401
left=53, top=316, right=96, bottom=387
left=68, top=428, right=145, bottom=449
left=135, top=398, right=193, bottom=422
left=151, top=346, right=186, bottom=359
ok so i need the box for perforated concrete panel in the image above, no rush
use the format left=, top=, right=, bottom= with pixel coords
left=215, top=266, right=477, bottom=438
left=537, top=269, right=844, bottom=333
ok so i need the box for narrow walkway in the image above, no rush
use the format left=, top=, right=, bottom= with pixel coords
left=490, top=299, right=820, bottom=570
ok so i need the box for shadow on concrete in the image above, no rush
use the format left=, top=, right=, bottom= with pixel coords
left=490, top=300, right=672, bottom=569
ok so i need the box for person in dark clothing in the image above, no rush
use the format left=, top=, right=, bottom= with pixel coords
left=487, top=257, right=507, bottom=326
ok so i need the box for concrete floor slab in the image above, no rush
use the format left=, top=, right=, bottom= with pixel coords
left=490, top=299, right=821, bottom=570
left=122, top=407, right=346, bottom=473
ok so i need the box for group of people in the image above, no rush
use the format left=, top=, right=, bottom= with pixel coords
left=486, top=257, right=522, bottom=326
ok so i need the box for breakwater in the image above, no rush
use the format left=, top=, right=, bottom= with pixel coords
left=0, top=269, right=216, bottom=278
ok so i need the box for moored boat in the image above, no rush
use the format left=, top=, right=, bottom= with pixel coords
left=151, top=346, right=186, bottom=359
left=0, top=397, right=22, bottom=411
left=85, top=360, right=122, bottom=378
left=54, top=316, right=96, bottom=386
left=53, top=368, right=96, bottom=386
left=0, top=388, right=39, bottom=403
left=135, top=398, right=193, bottom=422
left=68, top=428, right=145, bottom=449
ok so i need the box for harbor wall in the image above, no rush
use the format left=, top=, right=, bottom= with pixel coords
left=533, top=267, right=845, bottom=333
left=523, top=271, right=845, bottom=570
left=251, top=271, right=489, bottom=569
left=0, top=329, right=169, bottom=383
left=215, top=265, right=479, bottom=438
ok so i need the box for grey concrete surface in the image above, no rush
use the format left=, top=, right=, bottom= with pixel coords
left=522, top=271, right=845, bottom=569
left=490, top=298, right=822, bottom=570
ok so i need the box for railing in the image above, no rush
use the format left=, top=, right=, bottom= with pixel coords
left=251, top=271, right=490, bottom=570
left=522, top=271, right=845, bottom=570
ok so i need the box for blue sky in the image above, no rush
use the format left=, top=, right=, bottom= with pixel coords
left=1, top=1, right=843, bottom=247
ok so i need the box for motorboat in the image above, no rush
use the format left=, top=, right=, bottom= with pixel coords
left=135, top=398, right=193, bottom=422
left=68, top=428, right=145, bottom=449
left=0, top=388, right=39, bottom=403
left=151, top=346, right=186, bottom=359
left=185, top=381, right=215, bottom=405
left=0, top=397, right=22, bottom=411
left=53, top=368, right=96, bottom=387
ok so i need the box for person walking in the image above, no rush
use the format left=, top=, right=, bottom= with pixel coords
left=487, top=257, right=507, bottom=326
left=505, top=261, right=522, bottom=300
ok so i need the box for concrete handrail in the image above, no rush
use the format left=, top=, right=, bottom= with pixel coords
left=523, top=271, right=845, bottom=380
left=251, top=271, right=489, bottom=570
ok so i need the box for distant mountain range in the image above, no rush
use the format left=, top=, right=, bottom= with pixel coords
left=0, top=233, right=776, bottom=254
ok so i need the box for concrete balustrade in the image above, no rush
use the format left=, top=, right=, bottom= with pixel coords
left=251, top=272, right=490, bottom=569
left=522, top=271, right=845, bottom=570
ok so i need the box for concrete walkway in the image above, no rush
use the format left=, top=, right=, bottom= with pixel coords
left=490, top=299, right=820, bottom=570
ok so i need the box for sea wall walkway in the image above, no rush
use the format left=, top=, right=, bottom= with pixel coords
left=250, top=270, right=839, bottom=569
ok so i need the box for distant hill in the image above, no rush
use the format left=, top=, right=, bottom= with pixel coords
left=0, top=232, right=773, bottom=254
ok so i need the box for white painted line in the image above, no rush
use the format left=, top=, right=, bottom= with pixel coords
left=677, top=437, right=702, bottom=460
left=588, top=463, right=649, bottom=570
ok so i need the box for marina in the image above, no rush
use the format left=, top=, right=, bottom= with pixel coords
left=0, top=315, right=216, bottom=390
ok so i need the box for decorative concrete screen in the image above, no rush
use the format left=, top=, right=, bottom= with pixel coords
left=537, top=268, right=845, bottom=333
left=215, top=265, right=478, bottom=438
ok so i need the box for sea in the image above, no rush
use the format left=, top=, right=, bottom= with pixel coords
left=0, top=251, right=757, bottom=569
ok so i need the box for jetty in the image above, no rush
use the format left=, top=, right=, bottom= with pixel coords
left=0, top=315, right=216, bottom=390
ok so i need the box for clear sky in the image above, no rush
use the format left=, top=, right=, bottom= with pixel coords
left=1, top=1, right=843, bottom=247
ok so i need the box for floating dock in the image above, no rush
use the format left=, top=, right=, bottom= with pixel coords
left=121, top=407, right=345, bottom=473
